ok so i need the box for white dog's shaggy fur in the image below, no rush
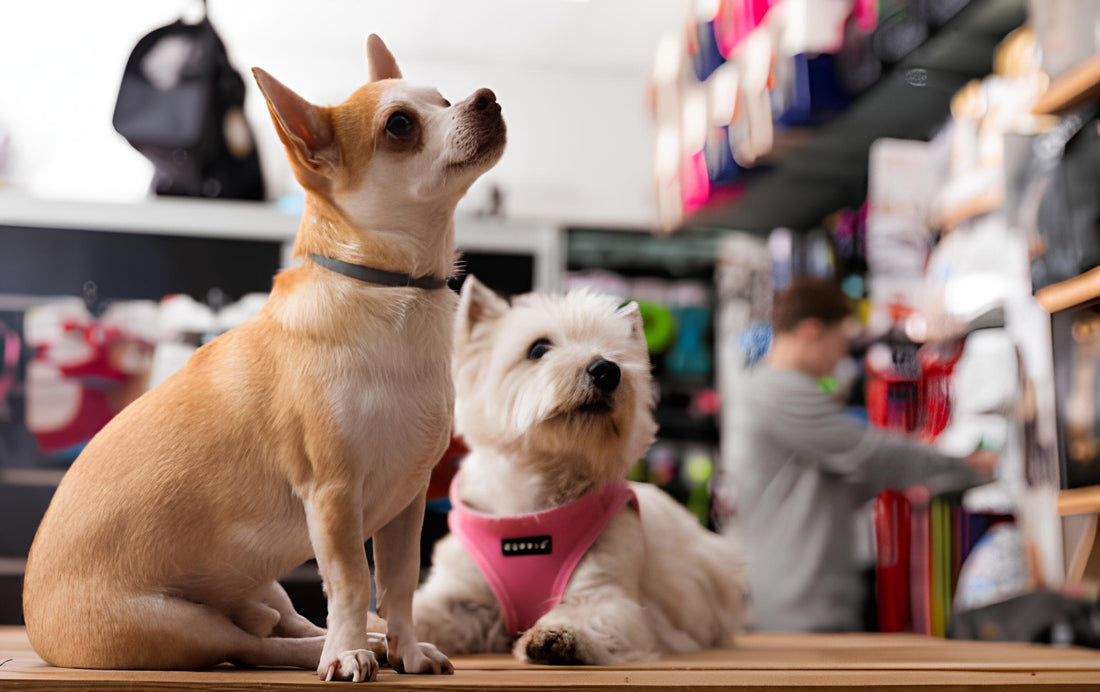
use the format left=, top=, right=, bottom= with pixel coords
left=413, top=279, right=747, bottom=664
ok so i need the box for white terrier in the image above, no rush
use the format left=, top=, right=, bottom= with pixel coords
left=413, top=278, right=746, bottom=664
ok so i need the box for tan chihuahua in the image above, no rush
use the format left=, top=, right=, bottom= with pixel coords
left=23, top=35, right=505, bottom=682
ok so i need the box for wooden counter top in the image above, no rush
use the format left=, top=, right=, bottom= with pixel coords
left=3, top=627, right=1100, bottom=690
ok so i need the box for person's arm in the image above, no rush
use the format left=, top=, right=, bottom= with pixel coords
left=761, top=394, right=992, bottom=496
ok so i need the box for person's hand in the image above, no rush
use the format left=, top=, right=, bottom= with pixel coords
left=965, top=449, right=999, bottom=477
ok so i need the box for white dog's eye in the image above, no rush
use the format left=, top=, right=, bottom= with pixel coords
left=527, top=338, right=552, bottom=361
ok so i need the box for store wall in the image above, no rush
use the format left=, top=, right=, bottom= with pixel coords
left=0, top=0, right=688, bottom=227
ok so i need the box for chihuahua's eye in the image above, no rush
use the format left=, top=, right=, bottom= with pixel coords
left=527, top=338, right=552, bottom=361
left=385, top=112, right=415, bottom=137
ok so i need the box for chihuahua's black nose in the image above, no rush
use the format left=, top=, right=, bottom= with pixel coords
left=587, top=359, right=621, bottom=394
left=472, top=88, right=497, bottom=111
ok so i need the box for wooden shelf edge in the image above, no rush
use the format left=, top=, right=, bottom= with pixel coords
left=1058, top=486, right=1100, bottom=516
left=1032, top=53, right=1100, bottom=115
left=1035, top=267, right=1100, bottom=313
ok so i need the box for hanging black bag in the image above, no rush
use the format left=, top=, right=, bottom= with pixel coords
left=112, top=10, right=264, bottom=200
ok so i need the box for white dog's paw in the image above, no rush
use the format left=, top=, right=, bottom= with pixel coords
left=515, top=625, right=587, bottom=665
left=387, top=635, right=455, bottom=675
left=317, top=648, right=378, bottom=682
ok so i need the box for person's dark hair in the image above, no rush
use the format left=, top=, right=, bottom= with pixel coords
left=772, top=277, right=851, bottom=333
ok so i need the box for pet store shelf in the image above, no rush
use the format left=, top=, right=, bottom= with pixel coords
left=1035, top=268, right=1100, bottom=313
left=685, top=0, right=1027, bottom=234
left=1059, top=486, right=1100, bottom=517
left=568, top=227, right=722, bottom=274
left=0, top=469, right=66, bottom=488
left=0, top=558, right=25, bottom=577
left=0, top=190, right=299, bottom=242
left=1032, top=53, right=1100, bottom=116
left=0, top=190, right=566, bottom=291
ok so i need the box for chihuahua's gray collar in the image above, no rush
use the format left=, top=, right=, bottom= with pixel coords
left=308, top=254, right=450, bottom=290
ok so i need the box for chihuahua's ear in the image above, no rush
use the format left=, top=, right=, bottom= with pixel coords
left=252, top=68, right=336, bottom=178
left=455, top=276, right=508, bottom=349
left=367, top=34, right=403, bottom=82
left=617, top=301, right=645, bottom=342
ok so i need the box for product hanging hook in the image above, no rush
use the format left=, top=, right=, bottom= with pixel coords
left=82, top=281, right=99, bottom=316
left=182, top=0, right=206, bottom=24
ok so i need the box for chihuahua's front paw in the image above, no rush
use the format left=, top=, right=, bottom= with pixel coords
left=517, top=625, right=585, bottom=665
left=317, top=648, right=378, bottom=682
left=387, top=635, right=454, bottom=675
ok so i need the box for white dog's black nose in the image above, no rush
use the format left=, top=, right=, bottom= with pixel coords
left=587, top=359, right=620, bottom=394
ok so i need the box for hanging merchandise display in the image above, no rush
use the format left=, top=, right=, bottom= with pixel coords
left=712, top=234, right=772, bottom=533
left=865, top=137, right=941, bottom=331
left=112, top=6, right=265, bottom=200
left=667, top=281, right=715, bottom=378
left=689, top=0, right=728, bottom=82
left=24, top=299, right=159, bottom=459
left=917, top=338, right=966, bottom=440
left=857, top=20, right=1100, bottom=636
left=830, top=203, right=869, bottom=301
left=0, top=311, right=34, bottom=470
left=864, top=332, right=921, bottom=433
left=1052, top=305, right=1100, bottom=490
left=650, top=0, right=884, bottom=229
left=0, top=323, right=20, bottom=421
left=704, top=63, right=743, bottom=185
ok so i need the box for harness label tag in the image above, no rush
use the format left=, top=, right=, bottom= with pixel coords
left=501, top=535, right=552, bottom=556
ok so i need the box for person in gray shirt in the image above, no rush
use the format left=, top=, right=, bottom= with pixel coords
left=728, top=278, right=997, bottom=632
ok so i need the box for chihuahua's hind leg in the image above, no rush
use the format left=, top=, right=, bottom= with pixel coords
left=262, top=580, right=326, bottom=638
left=44, top=593, right=323, bottom=670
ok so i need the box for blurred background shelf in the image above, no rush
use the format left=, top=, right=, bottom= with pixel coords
left=1059, top=486, right=1100, bottom=516
left=0, top=190, right=299, bottom=242
left=0, top=191, right=566, bottom=298
left=684, top=0, right=1028, bottom=234
left=1032, top=53, right=1100, bottom=115
left=1036, top=268, right=1100, bottom=313
left=0, top=190, right=565, bottom=270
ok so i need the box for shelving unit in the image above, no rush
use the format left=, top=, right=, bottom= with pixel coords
left=684, top=0, right=1027, bottom=234
left=1058, top=486, right=1100, bottom=516
left=1032, top=53, right=1100, bottom=116
left=0, top=191, right=565, bottom=292
left=0, top=191, right=298, bottom=241
left=1036, top=268, right=1100, bottom=314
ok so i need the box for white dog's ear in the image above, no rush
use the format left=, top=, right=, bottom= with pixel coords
left=617, top=301, right=645, bottom=342
left=456, top=276, right=508, bottom=348
left=367, top=34, right=403, bottom=81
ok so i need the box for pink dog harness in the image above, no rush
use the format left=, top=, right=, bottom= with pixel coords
left=447, top=474, right=637, bottom=637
